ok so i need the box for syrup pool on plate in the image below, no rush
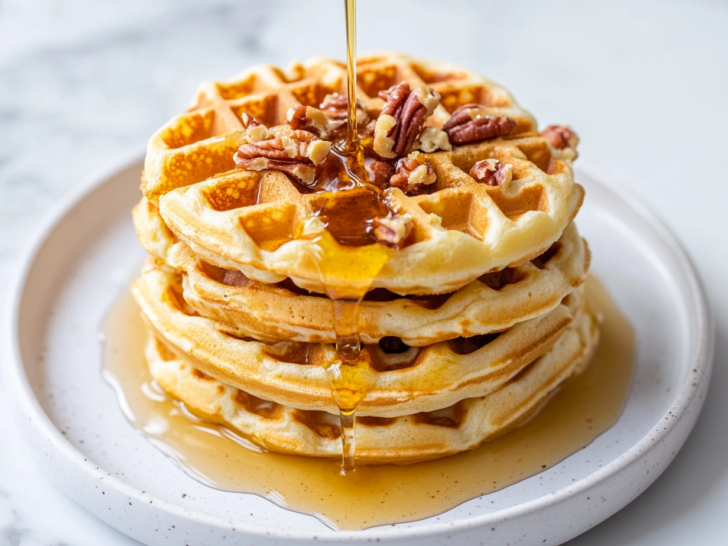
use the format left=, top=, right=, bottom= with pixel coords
left=102, top=276, right=635, bottom=530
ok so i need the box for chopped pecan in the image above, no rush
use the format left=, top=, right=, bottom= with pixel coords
left=374, top=82, right=441, bottom=159
left=373, top=115, right=397, bottom=157
left=286, top=106, right=345, bottom=140
left=241, top=113, right=268, bottom=143
left=443, top=104, right=517, bottom=145
left=470, top=158, right=513, bottom=187
left=541, top=125, right=579, bottom=159
left=389, top=152, right=437, bottom=194
left=373, top=214, right=414, bottom=249
left=364, top=117, right=377, bottom=135
left=320, top=93, right=370, bottom=124
left=412, top=126, right=452, bottom=153
left=368, top=159, right=395, bottom=188
left=234, top=129, right=331, bottom=185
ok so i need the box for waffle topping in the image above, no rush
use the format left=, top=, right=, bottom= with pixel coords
left=241, top=113, right=269, bottom=143
left=541, top=125, right=579, bottom=159
left=367, top=158, right=395, bottom=188
left=390, top=152, right=437, bottom=194
left=308, top=143, right=369, bottom=193
left=373, top=82, right=442, bottom=159
left=234, top=128, right=331, bottom=184
left=412, top=126, right=452, bottom=153
left=443, top=104, right=517, bottom=145
left=320, top=92, right=370, bottom=125
left=470, top=158, right=513, bottom=187
left=286, top=105, right=346, bottom=140
left=373, top=214, right=414, bottom=249
left=312, top=188, right=392, bottom=247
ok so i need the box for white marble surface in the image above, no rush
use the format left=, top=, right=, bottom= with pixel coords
left=0, top=0, right=726, bottom=544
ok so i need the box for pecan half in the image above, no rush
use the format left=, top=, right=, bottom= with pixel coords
left=541, top=125, right=579, bottom=158
left=234, top=129, right=331, bottom=184
left=389, top=152, right=437, bottom=194
left=286, top=106, right=345, bottom=140
left=373, top=214, right=414, bottom=249
left=470, top=158, right=513, bottom=187
left=320, top=93, right=370, bottom=124
left=374, top=82, right=441, bottom=159
left=443, top=104, right=517, bottom=145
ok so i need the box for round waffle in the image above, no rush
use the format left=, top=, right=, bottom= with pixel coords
left=133, top=265, right=586, bottom=418
left=133, top=198, right=590, bottom=345
left=142, top=53, right=583, bottom=294
left=145, top=292, right=598, bottom=462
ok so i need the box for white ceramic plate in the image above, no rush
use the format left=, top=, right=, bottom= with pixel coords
left=3, top=158, right=713, bottom=546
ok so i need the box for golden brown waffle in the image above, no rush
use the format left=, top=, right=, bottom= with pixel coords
left=133, top=198, right=589, bottom=345
left=145, top=291, right=598, bottom=462
left=142, top=53, right=582, bottom=294
left=133, top=266, right=586, bottom=418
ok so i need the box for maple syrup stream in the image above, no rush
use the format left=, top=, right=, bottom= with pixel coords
left=344, top=0, right=358, bottom=150
left=323, top=0, right=372, bottom=474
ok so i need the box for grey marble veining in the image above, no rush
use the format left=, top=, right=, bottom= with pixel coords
left=1, top=0, right=727, bottom=545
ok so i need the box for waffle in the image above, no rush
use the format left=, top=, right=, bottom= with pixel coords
left=142, top=53, right=583, bottom=294
left=133, top=265, right=588, bottom=418
left=133, top=198, right=589, bottom=345
left=144, top=290, right=598, bottom=462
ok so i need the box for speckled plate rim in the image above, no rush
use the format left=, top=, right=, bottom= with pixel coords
left=2, top=154, right=715, bottom=544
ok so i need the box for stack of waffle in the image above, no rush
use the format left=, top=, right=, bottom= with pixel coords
left=132, top=53, right=598, bottom=463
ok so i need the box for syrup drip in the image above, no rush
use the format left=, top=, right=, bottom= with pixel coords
left=307, top=143, right=394, bottom=472
left=308, top=0, right=393, bottom=473
left=312, top=233, right=393, bottom=473
left=102, top=276, right=635, bottom=530
left=344, top=0, right=358, bottom=151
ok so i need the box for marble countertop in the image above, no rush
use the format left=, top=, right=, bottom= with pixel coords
left=1, top=0, right=727, bottom=544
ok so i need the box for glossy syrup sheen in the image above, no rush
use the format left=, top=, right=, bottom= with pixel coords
left=102, top=276, right=635, bottom=530
left=319, top=0, right=384, bottom=473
